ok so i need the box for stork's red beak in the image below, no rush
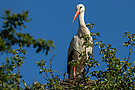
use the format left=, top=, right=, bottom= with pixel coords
left=72, top=10, right=80, bottom=22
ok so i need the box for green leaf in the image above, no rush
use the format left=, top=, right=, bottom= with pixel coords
left=12, top=13, right=17, bottom=17
left=6, top=57, right=9, bottom=63
left=39, top=70, right=42, bottom=74
left=96, top=32, right=100, bottom=37
left=95, top=42, right=99, bottom=46
left=91, top=23, right=95, bottom=25
left=86, top=23, right=91, bottom=26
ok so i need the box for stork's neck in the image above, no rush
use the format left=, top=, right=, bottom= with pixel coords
left=77, top=11, right=89, bottom=37
left=78, top=12, right=86, bottom=27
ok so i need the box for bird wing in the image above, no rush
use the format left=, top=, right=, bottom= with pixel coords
left=67, top=35, right=77, bottom=74
left=67, top=30, right=93, bottom=74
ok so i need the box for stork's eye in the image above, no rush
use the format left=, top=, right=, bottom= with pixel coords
left=80, top=6, right=82, bottom=9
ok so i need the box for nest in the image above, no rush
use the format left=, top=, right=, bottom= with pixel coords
left=62, top=77, right=95, bottom=89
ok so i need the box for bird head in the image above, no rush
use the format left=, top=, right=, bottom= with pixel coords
left=72, top=4, right=85, bottom=22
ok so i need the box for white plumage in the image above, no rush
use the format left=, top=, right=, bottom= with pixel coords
left=67, top=4, right=93, bottom=78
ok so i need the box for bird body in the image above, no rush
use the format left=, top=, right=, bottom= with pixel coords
left=67, top=4, right=93, bottom=78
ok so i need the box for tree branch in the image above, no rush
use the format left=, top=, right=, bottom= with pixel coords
left=41, top=73, right=48, bottom=81
left=127, top=46, right=131, bottom=62
left=50, top=54, right=55, bottom=78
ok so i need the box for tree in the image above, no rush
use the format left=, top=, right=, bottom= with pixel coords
left=0, top=9, right=135, bottom=90
left=0, top=9, right=55, bottom=89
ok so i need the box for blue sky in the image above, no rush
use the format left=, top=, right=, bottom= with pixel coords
left=0, top=0, right=135, bottom=85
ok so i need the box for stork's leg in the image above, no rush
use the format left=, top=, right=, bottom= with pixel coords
left=73, top=67, right=76, bottom=78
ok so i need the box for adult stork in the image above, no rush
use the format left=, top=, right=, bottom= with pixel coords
left=67, top=4, right=93, bottom=78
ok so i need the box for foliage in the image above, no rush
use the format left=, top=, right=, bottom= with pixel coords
left=0, top=43, right=26, bottom=89
left=0, top=9, right=55, bottom=89
left=0, top=10, right=135, bottom=89
left=0, top=9, right=55, bottom=55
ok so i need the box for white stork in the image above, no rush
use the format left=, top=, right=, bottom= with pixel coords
left=67, top=4, right=93, bottom=78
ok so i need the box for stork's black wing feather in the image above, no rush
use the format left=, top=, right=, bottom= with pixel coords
left=67, top=50, right=74, bottom=75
